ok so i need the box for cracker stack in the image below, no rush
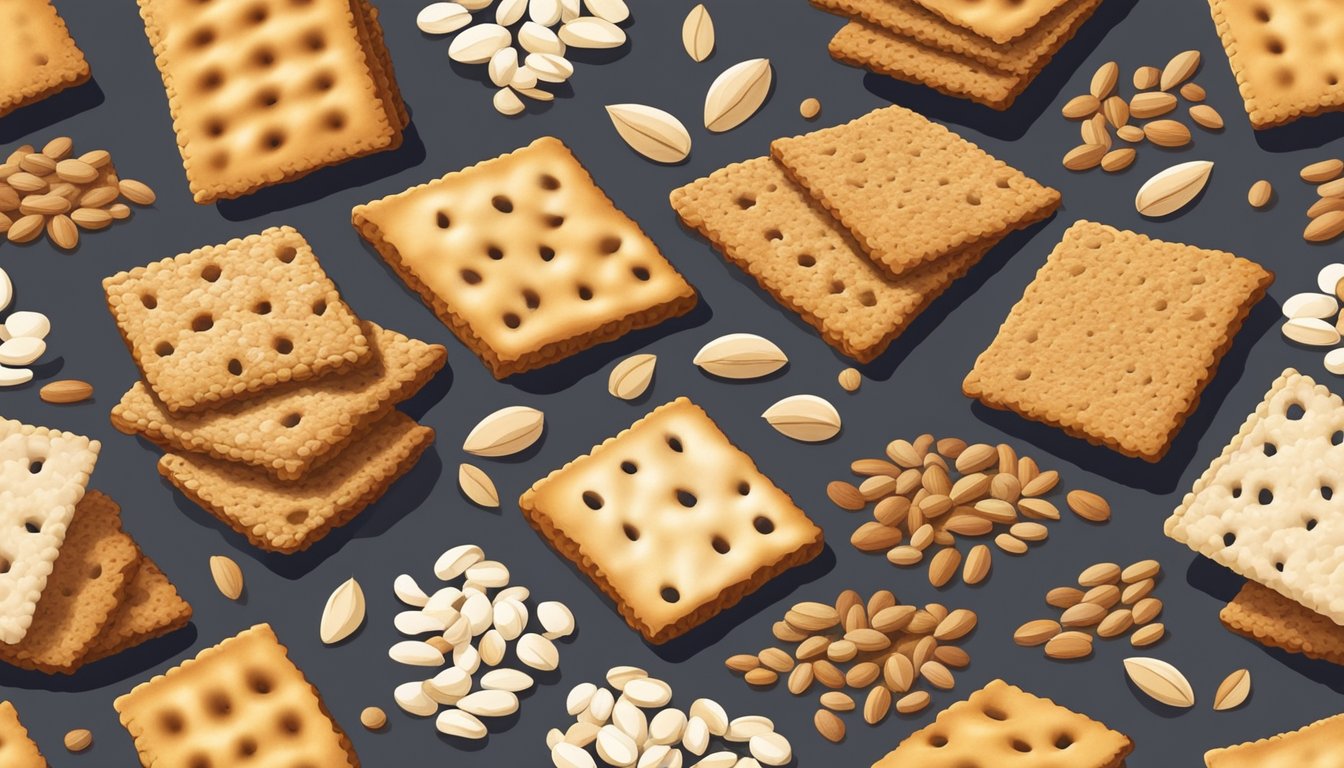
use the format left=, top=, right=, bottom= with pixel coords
left=104, top=226, right=446, bottom=554
left=672, top=104, right=1059, bottom=363
left=812, top=0, right=1103, bottom=109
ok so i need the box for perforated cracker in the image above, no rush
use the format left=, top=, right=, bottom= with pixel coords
left=159, top=410, right=434, bottom=553
left=0, top=491, right=138, bottom=675
left=0, top=418, right=100, bottom=645
left=771, top=105, right=1060, bottom=276
left=115, top=623, right=358, bottom=768
left=964, top=221, right=1273, bottom=462
left=103, top=226, right=370, bottom=415
left=873, top=679, right=1133, bottom=768
left=0, top=0, right=89, bottom=118
left=353, top=137, right=698, bottom=378
left=136, top=0, right=406, bottom=203
left=1205, top=713, right=1344, bottom=767
left=1208, top=0, right=1344, bottom=129
left=1221, top=580, right=1344, bottom=666
left=910, top=0, right=1072, bottom=43
left=671, top=157, right=989, bottom=362
left=0, top=701, right=45, bottom=768
left=1166, top=369, right=1344, bottom=623
left=520, top=397, right=823, bottom=644
left=112, top=322, right=445, bottom=480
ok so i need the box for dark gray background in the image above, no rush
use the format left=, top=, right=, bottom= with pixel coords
left=2, top=0, right=1342, bottom=764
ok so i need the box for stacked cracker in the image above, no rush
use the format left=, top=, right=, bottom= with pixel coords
left=672, top=104, right=1060, bottom=363
left=811, top=0, right=1103, bottom=109
left=104, top=226, right=446, bottom=554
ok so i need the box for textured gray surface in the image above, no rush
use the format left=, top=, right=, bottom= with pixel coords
left=2, top=0, right=1343, bottom=765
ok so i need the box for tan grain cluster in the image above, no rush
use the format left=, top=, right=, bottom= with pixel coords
left=1014, top=559, right=1166, bottom=659
left=1299, top=159, right=1344, bottom=242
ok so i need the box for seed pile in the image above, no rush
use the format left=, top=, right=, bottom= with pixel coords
left=0, top=266, right=52, bottom=387
left=1060, top=51, right=1220, bottom=172
left=726, top=589, right=976, bottom=742
left=1014, top=559, right=1166, bottom=660
left=389, top=544, right=576, bottom=739
left=828, top=435, right=1110, bottom=587
left=549, top=668, right=794, bottom=768
left=1280, top=263, right=1344, bottom=374
left=1299, top=159, right=1344, bottom=242
left=0, top=137, right=154, bottom=249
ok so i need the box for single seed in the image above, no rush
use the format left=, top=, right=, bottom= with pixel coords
left=360, top=706, right=387, bottom=730
left=800, top=97, right=821, bottom=120
left=64, top=728, right=92, bottom=752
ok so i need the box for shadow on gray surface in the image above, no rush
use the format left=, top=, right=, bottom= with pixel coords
left=0, top=79, right=105, bottom=144
left=0, top=623, right=196, bottom=692
left=1254, top=111, right=1344, bottom=153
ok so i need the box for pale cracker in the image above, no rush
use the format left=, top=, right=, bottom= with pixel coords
left=0, top=701, right=45, bottom=768
left=352, top=137, right=698, bottom=378
left=1205, top=712, right=1344, bottom=767
left=965, top=221, right=1273, bottom=462
left=1166, top=369, right=1344, bottom=623
left=0, top=418, right=100, bottom=645
left=909, top=0, right=1072, bottom=43
left=103, top=226, right=370, bottom=414
left=0, top=0, right=90, bottom=118
left=520, top=397, right=824, bottom=644
left=1221, top=580, right=1344, bottom=666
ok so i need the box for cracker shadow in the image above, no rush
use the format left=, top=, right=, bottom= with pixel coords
left=398, top=366, right=453, bottom=421
left=216, top=121, right=427, bottom=221
left=0, top=622, right=196, bottom=691
left=1184, top=553, right=1245, bottom=603
left=1253, top=111, right=1344, bottom=153
left=1123, top=675, right=1191, bottom=718
left=0, top=79, right=105, bottom=144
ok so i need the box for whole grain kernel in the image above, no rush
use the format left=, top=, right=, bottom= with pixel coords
left=863, top=686, right=891, bottom=725
left=1116, top=124, right=1146, bottom=142
left=1301, top=159, right=1344, bottom=183
left=1045, top=631, right=1093, bottom=659
left=1097, top=608, right=1134, bottom=638
left=1082, top=584, right=1121, bottom=609
left=773, top=620, right=808, bottom=642
left=1133, top=65, right=1160, bottom=89
left=1101, top=148, right=1136, bottom=173
left=1078, top=562, right=1121, bottom=587
left=1066, top=490, right=1111, bottom=522
left=64, top=728, right=92, bottom=752
left=725, top=654, right=760, bottom=672
left=895, top=690, right=930, bottom=714
left=1122, top=578, right=1155, bottom=604
left=963, top=544, right=991, bottom=584
left=994, top=533, right=1027, bottom=555
left=826, top=639, right=857, bottom=663
left=814, top=709, right=845, bottom=742
left=1179, top=82, right=1205, bottom=101
left=1121, top=560, right=1160, bottom=583
left=787, top=662, right=814, bottom=694
left=928, top=547, right=961, bottom=587
left=827, top=480, right=866, bottom=511
left=813, top=659, right=846, bottom=688
left=800, top=97, right=821, bottom=120
left=845, top=660, right=881, bottom=688
left=758, top=647, right=794, bottom=673
left=1060, top=602, right=1106, bottom=628
left=819, top=691, right=855, bottom=711
left=1046, top=586, right=1084, bottom=609
left=837, top=366, right=860, bottom=391
left=796, top=635, right=830, bottom=660
left=1248, top=180, right=1273, bottom=208
left=744, top=667, right=778, bottom=686
left=360, top=706, right=387, bottom=730
left=1130, top=622, right=1166, bottom=647
left=1132, top=597, right=1163, bottom=624
left=1014, top=619, right=1061, bottom=647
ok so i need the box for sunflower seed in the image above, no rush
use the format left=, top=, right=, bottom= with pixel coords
left=1135, top=160, right=1213, bottom=217
left=1124, top=656, right=1194, bottom=707
left=606, top=104, right=692, bottom=164
left=463, top=406, right=544, bottom=456
left=704, top=58, right=772, bottom=132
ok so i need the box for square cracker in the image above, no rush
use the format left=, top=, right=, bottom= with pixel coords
left=520, top=397, right=824, bottom=644
left=670, top=157, right=990, bottom=362
left=1221, top=580, right=1344, bottom=666
left=103, top=226, right=370, bottom=415
left=0, top=0, right=90, bottom=118
left=111, top=322, right=446, bottom=481
left=136, top=0, right=406, bottom=203
left=1166, top=369, right=1344, bottom=623
left=353, top=137, right=698, bottom=379
left=873, top=679, right=1133, bottom=768
left=1205, top=713, right=1344, bottom=767
left=115, top=623, right=358, bottom=768
left=82, top=554, right=192, bottom=667
left=0, top=491, right=139, bottom=675
left=0, top=701, right=45, bottom=768
left=771, top=105, right=1060, bottom=276
left=910, top=0, right=1072, bottom=43
left=964, top=221, right=1273, bottom=462
left=1209, top=0, right=1344, bottom=129
left=0, top=418, right=100, bottom=645
left=159, top=410, right=434, bottom=554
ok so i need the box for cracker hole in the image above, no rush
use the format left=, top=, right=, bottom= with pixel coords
left=1287, top=403, right=1305, bottom=420
left=503, top=312, right=521, bottom=329
left=33, top=53, right=48, bottom=66
left=1275, top=561, right=1285, bottom=572
left=797, top=254, right=815, bottom=268
left=1231, top=486, right=1241, bottom=499
left=238, top=738, right=258, bottom=757
left=676, top=490, right=697, bottom=508
left=736, top=194, right=756, bottom=210
left=141, top=293, right=158, bottom=309
left=311, top=299, right=326, bottom=315
left=582, top=491, right=603, bottom=510
left=1277, top=68, right=1294, bottom=87
left=280, top=711, right=302, bottom=734
left=1012, top=739, right=1032, bottom=753
left=205, top=119, right=226, bottom=137
left=205, top=690, right=232, bottom=717
left=1014, top=369, right=1031, bottom=381
left=160, top=711, right=185, bottom=733
left=823, top=147, right=837, bottom=156
left=273, top=337, right=293, bottom=354
left=190, top=27, right=216, bottom=48
left=984, top=706, right=1008, bottom=721
left=257, top=88, right=280, bottom=108
left=245, top=3, right=268, bottom=23
left=712, top=535, right=730, bottom=554
left=228, top=359, right=243, bottom=376
left=966, top=192, right=981, bottom=206
left=666, top=436, right=683, bottom=452
left=1254, top=6, right=1270, bottom=21
left=858, top=290, right=876, bottom=307
left=313, top=72, right=335, bottom=91
left=1188, top=307, right=1205, bottom=321
left=1307, top=518, right=1319, bottom=531
left=492, top=195, right=514, bottom=213
left=578, top=285, right=593, bottom=301
left=1324, top=486, right=1334, bottom=501
left=1266, top=37, right=1285, bottom=54
left=276, top=245, right=297, bottom=263
left=88, top=564, right=101, bottom=580
left=620, top=461, right=637, bottom=474
left=539, top=174, right=560, bottom=190
left=1263, top=442, right=1277, bottom=457
left=622, top=524, right=640, bottom=541
left=201, top=264, right=222, bottom=282
left=765, top=229, right=783, bottom=242
left=523, top=289, right=541, bottom=309
left=632, top=266, right=650, bottom=281
left=281, top=413, right=301, bottom=428
left=0, top=558, right=9, bottom=575
left=488, top=246, right=504, bottom=260
left=753, top=516, right=774, bottom=534
left=1154, top=299, right=1167, bottom=311
left=738, top=481, right=750, bottom=495
left=660, top=586, right=680, bottom=603
left=600, top=236, right=622, bottom=254
left=1334, top=431, right=1344, bottom=446
left=304, top=30, right=326, bottom=51
left=461, top=269, right=482, bottom=285
left=261, top=130, right=286, bottom=151
left=248, top=670, right=273, bottom=693
left=24, top=521, right=39, bottom=534
left=210, top=152, right=229, bottom=170
left=829, top=280, right=844, bottom=295
left=155, top=341, right=174, bottom=357
left=1055, top=734, right=1073, bottom=750
left=1068, top=264, right=1085, bottom=276
left=192, top=314, right=214, bottom=332
left=253, top=300, right=272, bottom=315
left=252, top=46, right=277, bottom=68
left=539, top=245, right=555, bottom=262
left=200, top=70, right=224, bottom=91
left=1259, top=488, right=1273, bottom=505
left=544, top=214, right=564, bottom=228
left=286, top=509, right=307, bottom=524
left=937, top=177, right=950, bottom=186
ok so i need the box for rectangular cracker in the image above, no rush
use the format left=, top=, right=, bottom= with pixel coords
left=0, top=418, right=100, bottom=645
left=0, top=491, right=139, bottom=675
left=159, top=410, right=434, bottom=553
left=910, top=0, right=1071, bottom=43
left=1205, top=713, right=1344, bottom=767
left=771, top=105, right=1060, bottom=276
left=111, top=322, right=446, bottom=480
left=1221, top=580, right=1344, bottom=666
left=115, top=623, right=358, bottom=768
left=353, top=137, right=699, bottom=378
left=1166, top=369, right=1344, bottom=622
left=1209, top=0, right=1344, bottom=129
left=965, top=221, right=1274, bottom=462
left=873, top=679, right=1133, bottom=767
left=520, top=397, right=824, bottom=644
left=0, top=701, right=45, bottom=768
left=0, top=0, right=90, bottom=118
left=103, top=226, right=371, bottom=415
left=82, top=554, right=192, bottom=667
left=136, top=0, right=406, bottom=203
left=670, top=157, right=990, bottom=362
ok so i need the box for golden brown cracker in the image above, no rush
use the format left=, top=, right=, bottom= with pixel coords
left=0, top=0, right=90, bottom=118
left=670, top=156, right=990, bottom=362
left=910, top=0, right=1071, bottom=43
left=520, top=398, right=824, bottom=644
left=1221, top=580, right=1344, bottom=666
left=159, top=410, right=434, bottom=553
left=103, top=226, right=371, bottom=415
left=352, top=137, right=698, bottom=379
left=771, top=104, right=1060, bottom=275
left=964, top=221, right=1273, bottom=462
left=111, top=322, right=446, bottom=480
left=1205, top=713, right=1344, bottom=767
left=0, top=701, right=46, bottom=768
left=82, top=555, right=192, bottom=667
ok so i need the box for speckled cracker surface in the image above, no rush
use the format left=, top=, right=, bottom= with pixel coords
left=1209, top=0, right=1344, bottom=129
left=0, top=701, right=45, bottom=768
left=0, top=491, right=138, bottom=674
left=115, top=623, right=358, bottom=768
left=872, top=679, right=1133, bottom=768
left=964, top=221, right=1273, bottom=462
left=82, top=555, right=192, bottom=667
left=1166, top=369, right=1344, bottom=623
left=112, top=322, right=445, bottom=480
left=0, top=0, right=90, bottom=118
left=136, top=0, right=405, bottom=203
left=103, top=226, right=370, bottom=415
left=771, top=105, right=1060, bottom=276
left=0, top=418, right=99, bottom=645
left=520, top=397, right=823, bottom=644
left=352, top=137, right=698, bottom=378
left=159, top=410, right=434, bottom=553
left=670, top=157, right=988, bottom=362
left=910, top=0, right=1072, bottom=43
left=1221, top=580, right=1344, bottom=666
left=1205, top=713, right=1344, bottom=767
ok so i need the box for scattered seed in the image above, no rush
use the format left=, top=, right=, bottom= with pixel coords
left=361, top=706, right=387, bottom=730
left=837, top=367, right=860, bottom=392
left=1302, top=159, right=1344, bottom=183
left=64, top=728, right=92, bottom=752
left=800, top=97, right=821, bottom=120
